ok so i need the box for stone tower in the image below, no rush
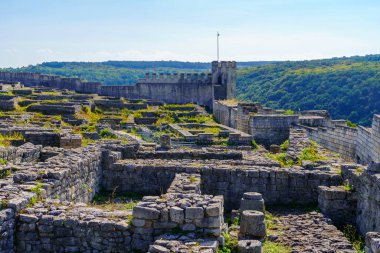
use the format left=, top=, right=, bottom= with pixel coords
left=212, top=61, right=237, bottom=100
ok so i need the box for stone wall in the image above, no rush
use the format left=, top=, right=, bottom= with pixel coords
left=103, top=159, right=342, bottom=210
left=15, top=202, right=132, bottom=253
left=300, top=115, right=380, bottom=164
left=250, top=115, right=299, bottom=148
left=0, top=61, right=236, bottom=109
left=342, top=163, right=380, bottom=235
left=213, top=100, right=237, bottom=128
left=318, top=185, right=357, bottom=226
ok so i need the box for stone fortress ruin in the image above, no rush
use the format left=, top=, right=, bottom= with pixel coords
left=0, top=61, right=379, bottom=253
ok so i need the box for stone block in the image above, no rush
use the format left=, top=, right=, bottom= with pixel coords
left=133, top=206, right=160, bottom=220
left=185, top=207, right=204, bottom=220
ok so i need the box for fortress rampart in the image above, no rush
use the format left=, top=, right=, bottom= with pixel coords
left=0, top=61, right=236, bottom=109
left=214, top=100, right=380, bottom=164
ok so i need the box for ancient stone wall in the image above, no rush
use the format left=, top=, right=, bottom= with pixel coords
left=342, top=163, right=380, bottom=235
left=15, top=202, right=132, bottom=253
left=300, top=115, right=380, bottom=164
left=0, top=61, right=236, bottom=109
left=213, top=100, right=237, bottom=128
left=103, top=160, right=341, bottom=210
left=250, top=115, right=299, bottom=148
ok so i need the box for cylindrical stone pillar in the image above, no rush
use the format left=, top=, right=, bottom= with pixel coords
left=240, top=210, right=266, bottom=238
left=237, top=240, right=262, bottom=253
left=240, top=192, right=265, bottom=212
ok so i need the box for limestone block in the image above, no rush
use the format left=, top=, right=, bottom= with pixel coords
left=133, top=206, right=160, bottom=220
left=170, top=207, right=184, bottom=224
left=185, top=207, right=204, bottom=220
left=240, top=210, right=266, bottom=238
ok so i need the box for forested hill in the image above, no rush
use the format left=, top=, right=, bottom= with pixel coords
left=1, top=56, right=379, bottom=125
left=237, top=55, right=380, bottom=126
left=1, top=61, right=275, bottom=85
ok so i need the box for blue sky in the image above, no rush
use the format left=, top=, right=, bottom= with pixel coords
left=0, top=0, right=379, bottom=67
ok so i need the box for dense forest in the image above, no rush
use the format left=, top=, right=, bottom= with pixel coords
left=237, top=55, right=380, bottom=126
left=1, top=56, right=379, bottom=125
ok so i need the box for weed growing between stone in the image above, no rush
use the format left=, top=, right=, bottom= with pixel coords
left=342, top=224, right=364, bottom=253
left=217, top=232, right=238, bottom=253
left=266, top=140, right=327, bottom=167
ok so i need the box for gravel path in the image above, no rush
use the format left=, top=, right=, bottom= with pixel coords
left=268, top=208, right=357, bottom=253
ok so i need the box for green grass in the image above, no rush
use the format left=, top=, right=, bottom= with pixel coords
left=91, top=190, right=143, bottom=211
left=298, top=141, right=328, bottom=163
left=99, top=128, right=118, bottom=139
left=262, top=241, right=292, bottom=253
left=0, top=132, right=25, bottom=147
left=266, top=152, right=294, bottom=167
left=284, top=109, right=295, bottom=115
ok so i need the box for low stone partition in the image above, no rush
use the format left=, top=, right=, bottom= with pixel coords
left=131, top=193, right=224, bottom=251
left=318, top=185, right=356, bottom=225
left=24, top=132, right=61, bottom=147
left=134, top=117, right=158, bottom=125
left=16, top=201, right=132, bottom=252
left=26, top=104, right=81, bottom=115
left=136, top=149, right=243, bottom=160
left=103, top=159, right=342, bottom=210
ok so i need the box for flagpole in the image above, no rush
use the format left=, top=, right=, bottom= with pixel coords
left=217, top=32, right=220, bottom=62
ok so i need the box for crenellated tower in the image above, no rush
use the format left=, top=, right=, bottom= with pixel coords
left=212, top=61, right=237, bottom=100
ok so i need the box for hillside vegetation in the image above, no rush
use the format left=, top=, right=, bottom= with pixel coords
left=237, top=55, right=380, bottom=126
left=1, top=56, right=379, bottom=125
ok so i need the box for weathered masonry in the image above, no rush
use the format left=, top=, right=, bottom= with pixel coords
left=213, top=100, right=380, bottom=165
left=0, top=61, right=236, bottom=109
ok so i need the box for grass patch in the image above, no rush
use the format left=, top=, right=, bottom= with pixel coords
left=91, top=190, right=143, bottom=211
left=298, top=140, right=327, bottom=163
left=99, top=128, right=118, bottom=139
left=266, top=152, right=294, bottom=167
left=0, top=132, right=25, bottom=147
left=284, top=109, right=295, bottom=115
left=262, top=241, right=292, bottom=253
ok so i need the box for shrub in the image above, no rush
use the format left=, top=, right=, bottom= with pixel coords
left=347, top=120, right=358, bottom=128
left=284, top=109, right=295, bottom=115
left=99, top=129, right=118, bottom=139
